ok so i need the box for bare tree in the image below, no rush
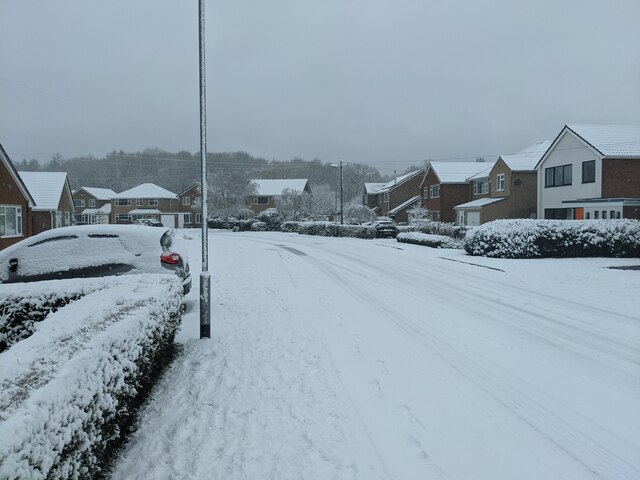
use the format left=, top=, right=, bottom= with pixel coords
left=276, top=188, right=311, bottom=220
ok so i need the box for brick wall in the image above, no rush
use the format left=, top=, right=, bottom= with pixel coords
left=623, top=205, right=640, bottom=219
left=0, top=165, right=32, bottom=250
left=602, top=159, right=640, bottom=198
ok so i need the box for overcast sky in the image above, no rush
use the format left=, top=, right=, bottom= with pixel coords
left=1, top=0, right=639, bottom=174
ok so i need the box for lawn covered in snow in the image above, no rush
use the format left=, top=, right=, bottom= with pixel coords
left=110, top=230, right=639, bottom=480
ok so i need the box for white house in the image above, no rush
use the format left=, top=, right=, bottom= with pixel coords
left=536, top=125, right=640, bottom=220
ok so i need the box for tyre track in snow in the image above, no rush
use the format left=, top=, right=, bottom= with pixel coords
left=240, top=234, right=639, bottom=480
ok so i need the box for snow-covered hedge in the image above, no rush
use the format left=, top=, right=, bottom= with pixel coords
left=397, top=232, right=462, bottom=249
left=281, top=221, right=301, bottom=233
left=207, top=216, right=254, bottom=231
left=0, top=279, right=112, bottom=353
left=464, top=219, right=640, bottom=258
left=398, top=220, right=467, bottom=239
left=257, top=208, right=284, bottom=231
left=0, top=274, right=183, bottom=479
left=250, top=221, right=268, bottom=231
left=297, top=221, right=376, bottom=239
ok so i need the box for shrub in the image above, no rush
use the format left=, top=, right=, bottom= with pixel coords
left=399, top=220, right=467, bottom=239
left=251, top=221, right=268, bottom=231
left=397, top=232, right=462, bottom=249
left=464, top=219, right=640, bottom=258
left=257, top=208, right=284, bottom=231
left=281, top=221, right=301, bottom=233
left=297, top=221, right=376, bottom=239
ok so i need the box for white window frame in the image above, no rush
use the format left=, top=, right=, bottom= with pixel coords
left=149, top=198, right=159, bottom=207
left=74, top=199, right=85, bottom=208
left=196, top=213, right=203, bottom=224
left=184, top=212, right=192, bottom=224
left=496, top=173, right=505, bottom=191
left=182, top=196, right=191, bottom=206
left=116, top=199, right=131, bottom=206
left=89, top=199, right=96, bottom=207
left=136, top=198, right=144, bottom=207
left=254, top=196, right=269, bottom=205
left=0, top=205, right=23, bottom=237
left=429, top=184, right=440, bottom=198
left=474, top=179, right=489, bottom=195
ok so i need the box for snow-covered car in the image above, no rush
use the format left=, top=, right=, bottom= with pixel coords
left=0, top=225, right=192, bottom=294
left=372, top=219, right=399, bottom=238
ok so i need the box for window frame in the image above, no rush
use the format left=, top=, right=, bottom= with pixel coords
left=0, top=205, right=23, bottom=237
left=88, top=199, right=96, bottom=207
left=545, top=164, right=572, bottom=187
left=115, top=198, right=131, bottom=206
left=254, top=196, right=269, bottom=205
left=429, top=184, right=440, bottom=198
left=149, top=198, right=159, bottom=207
left=473, top=179, right=489, bottom=195
left=182, top=196, right=191, bottom=206
left=496, top=173, right=505, bottom=192
left=582, top=160, right=596, bottom=184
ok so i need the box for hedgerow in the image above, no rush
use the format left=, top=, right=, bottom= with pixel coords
left=398, top=220, right=467, bottom=239
left=397, top=232, right=462, bottom=249
left=297, top=221, right=376, bottom=239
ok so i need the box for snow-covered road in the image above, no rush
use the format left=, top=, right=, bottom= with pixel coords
left=112, top=231, right=640, bottom=480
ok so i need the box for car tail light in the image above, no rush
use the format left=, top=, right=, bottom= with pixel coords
left=161, top=252, right=182, bottom=265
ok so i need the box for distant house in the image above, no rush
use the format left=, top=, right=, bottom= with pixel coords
left=0, top=145, right=35, bottom=250
left=536, top=125, right=640, bottom=220
left=421, top=162, right=494, bottom=223
left=455, top=141, right=550, bottom=226
left=363, top=169, right=425, bottom=223
left=249, top=179, right=311, bottom=215
left=73, top=186, right=117, bottom=225
left=18, top=171, right=75, bottom=235
left=177, top=183, right=202, bottom=228
left=111, top=183, right=179, bottom=226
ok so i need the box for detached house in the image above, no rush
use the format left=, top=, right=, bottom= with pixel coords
left=363, top=169, right=425, bottom=223
left=249, top=179, right=311, bottom=215
left=421, top=162, right=494, bottom=222
left=111, top=183, right=179, bottom=226
left=177, top=183, right=202, bottom=228
left=1, top=145, right=35, bottom=250
left=73, top=187, right=117, bottom=225
left=18, top=171, right=75, bottom=235
left=455, top=141, right=551, bottom=226
left=536, top=125, right=640, bottom=220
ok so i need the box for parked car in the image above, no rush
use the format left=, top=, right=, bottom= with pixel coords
left=0, top=225, right=192, bottom=294
left=133, top=219, right=164, bottom=227
left=372, top=219, right=399, bottom=238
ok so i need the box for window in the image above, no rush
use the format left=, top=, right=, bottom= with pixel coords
left=88, top=199, right=96, bottom=207
left=423, top=187, right=429, bottom=198
left=585, top=212, right=590, bottom=219
left=496, top=173, right=505, bottom=192
left=382, top=192, right=389, bottom=203
left=545, top=164, right=572, bottom=187
left=184, top=213, right=192, bottom=224
left=0, top=205, right=23, bottom=237
left=544, top=208, right=574, bottom=220
left=431, top=211, right=440, bottom=221
left=254, top=196, right=269, bottom=205
left=602, top=211, right=607, bottom=219
left=183, top=196, right=191, bottom=206
left=136, top=198, right=144, bottom=207
left=610, top=210, right=616, bottom=219
left=582, top=160, right=595, bottom=183
left=616, top=211, right=621, bottom=219
left=196, top=213, right=203, bottom=224
left=429, top=184, right=440, bottom=198
left=149, top=198, right=158, bottom=207
left=594, top=211, right=600, bottom=219
left=116, top=199, right=131, bottom=206
left=474, top=179, right=489, bottom=195
left=116, top=214, right=131, bottom=223
left=74, top=199, right=85, bottom=207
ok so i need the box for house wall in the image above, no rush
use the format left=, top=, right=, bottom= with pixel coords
left=32, top=211, right=52, bottom=235
left=623, top=205, right=640, bottom=219
left=177, top=186, right=201, bottom=227
left=73, top=191, right=110, bottom=210
left=602, top=159, right=640, bottom=198
left=0, top=164, right=31, bottom=250
left=388, top=174, right=423, bottom=221
left=249, top=196, right=277, bottom=215
left=111, top=197, right=177, bottom=223
left=537, top=130, right=602, bottom=218
left=422, top=169, right=469, bottom=223
left=58, top=188, right=74, bottom=228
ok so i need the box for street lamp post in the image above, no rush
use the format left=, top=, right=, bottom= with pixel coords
left=339, top=160, right=344, bottom=224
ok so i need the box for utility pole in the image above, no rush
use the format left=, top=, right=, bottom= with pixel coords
left=339, top=159, right=344, bottom=225
left=199, top=0, right=211, bottom=339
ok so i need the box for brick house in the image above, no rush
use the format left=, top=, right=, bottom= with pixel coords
left=536, top=125, right=640, bottom=220
left=73, top=187, right=117, bottom=225
left=111, top=183, right=179, bottom=226
left=248, top=179, right=311, bottom=215
left=421, top=162, right=494, bottom=223
left=363, top=169, right=425, bottom=223
left=455, top=141, right=550, bottom=226
left=18, top=171, right=75, bottom=235
left=0, top=145, right=35, bottom=250
left=177, top=183, right=202, bottom=228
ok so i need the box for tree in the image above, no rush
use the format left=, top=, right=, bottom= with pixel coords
left=206, top=170, right=257, bottom=218
left=407, top=205, right=431, bottom=224
left=344, top=203, right=377, bottom=224
left=310, top=184, right=335, bottom=216
left=276, top=188, right=311, bottom=220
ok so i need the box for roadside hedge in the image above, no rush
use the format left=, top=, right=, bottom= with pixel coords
left=0, top=275, right=183, bottom=479
left=397, top=232, right=462, bottom=249
left=297, top=221, right=376, bottom=239
left=464, top=219, right=640, bottom=258
left=398, top=220, right=467, bottom=239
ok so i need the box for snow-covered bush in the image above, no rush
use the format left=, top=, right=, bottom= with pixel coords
left=397, top=232, right=462, bottom=249
left=0, top=279, right=112, bottom=352
left=464, top=219, right=640, bottom=258
left=251, top=221, right=268, bottom=231
left=257, top=208, right=284, bottom=231
left=297, top=221, right=376, bottom=239
left=207, top=216, right=228, bottom=229
left=398, top=220, right=466, bottom=239
left=0, top=275, right=183, bottom=479
left=281, top=221, right=301, bottom=233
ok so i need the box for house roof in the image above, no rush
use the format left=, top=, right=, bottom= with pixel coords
left=128, top=208, right=162, bottom=215
left=365, top=169, right=425, bottom=194
left=566, top=124, right=640, bottom=158
left=252, top=179, right=309, bottom=196
left=178, top=183, right=199, bottom=197
left=454, top=197, right=507, bottom=209
left=388, top=195, right=421, bottom=215
left=426, top=161, right=495, bottom=184
left=18, top=171, right=70, bottom=211
left=114, top=183, right=177, bottom=199
left=81, top=204, right=112, bottom=215
left=500, top=140, right=552, bottom=171
left=0, top=144, right=35, bottom=207
left=75, top=186, right=117, bottom=200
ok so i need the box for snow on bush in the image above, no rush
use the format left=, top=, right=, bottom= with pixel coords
left=0, top=278, right=113, bottom=352
left=297, top=221, right=376, bottom=239
left=281, top=221, right=301, bottom=233
left=399, top=220, right=467, bottom=239
left=464, top=219, right=640, bottom=258
left=250, top=221, right=268, bottom=231
left=256, top=208, right=284, bottom=231
left=0, top=274, right=183, bottom=479
left=397, top=232, right=462, bottom=249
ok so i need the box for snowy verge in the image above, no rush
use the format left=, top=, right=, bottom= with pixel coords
left=0, top=274, right=183, bottom=480
left=396, top=232, right=462, bottom=249
left=464, top=219, right=640, bottom=258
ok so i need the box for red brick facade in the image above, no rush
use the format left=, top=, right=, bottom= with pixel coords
left=422, top=170, right=469, bottom=223
left=0, top=147, right=33, bottom=250
left=602, top=159, right=640, bottom=198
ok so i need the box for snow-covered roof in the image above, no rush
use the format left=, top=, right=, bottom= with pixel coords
left=567, top=125, right=640, bottom=158
left=81, top=204, right=112, bottom=215
left=0, top=145, right=35, bottom=207
left=500, top=140, right=552, bottom=171
left=128, top=208, right=161, bottom=215
left=252, top=179, right=309, bottom=196
left=454, top=197, right=506, bottom=209
left=18, top=171, right=69, bottom=211
left=114, top=183, right=177, bottom=199
left=427, top=162, right=495, bottom=184
left=76, top=186, right=117, bottom=200
left=388, top=196, right=421, bottom=215
left=365, top=170, right=424, bottom=195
